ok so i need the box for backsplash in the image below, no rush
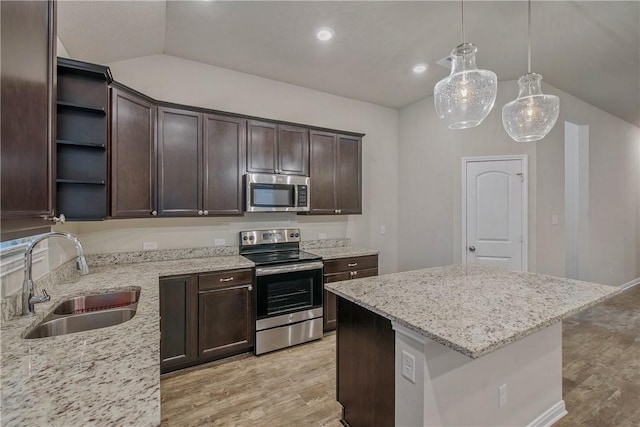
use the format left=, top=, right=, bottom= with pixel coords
left=0, top=238, right=350, bottom=320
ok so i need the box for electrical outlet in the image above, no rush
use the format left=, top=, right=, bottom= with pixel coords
left=319, top=233, right=327, bottom=240
left=499, top=384, right=507, bottom=408
left=214, top=238, right=226, bottom=246
left=401, top=350, right=416, bottom=383
left=551, top=214, right=558, bottom=225
left=380, top=225, right=386, bottom=235
left=143, top=242, right=158, bottom=250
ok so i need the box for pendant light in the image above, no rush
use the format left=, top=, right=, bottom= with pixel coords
left=434, top=0, right=497, bottom=129
left=502, top=0, right=559, bottom=142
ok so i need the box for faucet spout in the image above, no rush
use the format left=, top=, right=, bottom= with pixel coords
left=22, top=231, right=89, bottom=315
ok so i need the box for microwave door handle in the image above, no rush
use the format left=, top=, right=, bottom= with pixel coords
left=293, top=184, right=299, bottom=208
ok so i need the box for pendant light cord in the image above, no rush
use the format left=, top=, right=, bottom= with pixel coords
left=461, top=0, right=465, bottom=43
left=528, top=0, right=532, bottom=73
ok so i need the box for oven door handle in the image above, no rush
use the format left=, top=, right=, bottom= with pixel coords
left=255, top=261, right=323, bottom=276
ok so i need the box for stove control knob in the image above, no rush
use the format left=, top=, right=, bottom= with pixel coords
left=249, top=236, right=254, bottom=241
left=294, top=233, right=299, bottom=237
left=290, top=233, right=294, bottom=238
left=243, top=236, right=248, bottom=241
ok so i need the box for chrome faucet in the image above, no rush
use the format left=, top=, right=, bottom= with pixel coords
left=22, top=231, right=90, bottom=315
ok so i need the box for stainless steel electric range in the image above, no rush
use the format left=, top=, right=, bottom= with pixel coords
left=239, top=229, right=323, bottom=355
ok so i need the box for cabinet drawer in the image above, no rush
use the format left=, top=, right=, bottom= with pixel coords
left=324, top=255, right=378, bottom=274
left=325, top=267, right=378, bottom=283
left=198, top=269, right=253, bottom=291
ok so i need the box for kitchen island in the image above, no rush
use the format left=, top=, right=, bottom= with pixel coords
left=325, top=264, right=620, bottom=427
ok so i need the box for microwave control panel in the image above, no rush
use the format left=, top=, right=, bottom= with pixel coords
left=298, top=185, right=308, bottom=207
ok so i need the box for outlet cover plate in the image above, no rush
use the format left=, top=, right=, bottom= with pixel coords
left=401, top=350, right=416, bottom=383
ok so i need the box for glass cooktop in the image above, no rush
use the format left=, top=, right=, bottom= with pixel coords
left=242, top=250, right=321, bottom=266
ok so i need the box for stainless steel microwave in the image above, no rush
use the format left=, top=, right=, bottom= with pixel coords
left=245, top=173, right=310, bottom=212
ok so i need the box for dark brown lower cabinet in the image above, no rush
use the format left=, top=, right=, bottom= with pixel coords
left=160, top=269, right=254, bottom=373
left=323, top=255, right=378, bottom=331
left=199, top=282, right=253, bottom=360
left=337, top=296, right=395, bottom=427
left=159, top=275, right=198, bottom=373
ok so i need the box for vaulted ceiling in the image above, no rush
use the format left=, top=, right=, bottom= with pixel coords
left=58, top=1, right=640, bottom=126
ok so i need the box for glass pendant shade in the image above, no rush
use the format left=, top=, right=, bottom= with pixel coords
left=502, top=73, right=559, bottom=142
left=434, top=43, right=498, bottom=129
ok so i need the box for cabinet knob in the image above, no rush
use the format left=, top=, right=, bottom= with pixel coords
left=352, top=271, right=358, bottom=277
left=198, top=210, right=204, bottom=216
left=203, top=210, right=209, bottom=216
left=247, top=285, right=253, bottom=291
left=51, top=214, right=66, bottom=224
left=151, top=210, right=157, bottom=216
left=334, top=209, right=338, bottom=214
left=468, top=246, right=476, bottom=252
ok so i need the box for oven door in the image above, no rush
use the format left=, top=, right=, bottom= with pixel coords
left=255, top=261, right=323, bottom=320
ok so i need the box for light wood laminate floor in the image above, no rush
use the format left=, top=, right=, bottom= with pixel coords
left=162, top=285, right=640, bottom=426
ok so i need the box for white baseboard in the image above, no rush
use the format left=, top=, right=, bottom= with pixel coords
left=527, top=400, right=567, bottom=427
left=620, top=277, right=640, bottom=291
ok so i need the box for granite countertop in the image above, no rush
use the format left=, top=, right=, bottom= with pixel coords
left=0, top=256, right=254, bottom=427
left=325, top=264, right=620, bottom=359
left=307, top=247, right=379, bottom=260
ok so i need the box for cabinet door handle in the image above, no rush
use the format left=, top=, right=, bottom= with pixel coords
left=198, top=210, right=204, bottom=216
left=347, top=263, right=358, bottom=267
left=219, top=276, right=234, bottom=282
left=352, top=271, right=358, bottom=277
left=203, top=210, right=209, bottom=216
left=151, top=210, right=157, bottom=216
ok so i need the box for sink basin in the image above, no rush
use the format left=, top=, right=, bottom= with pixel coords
left=24, top=308, right=137, bottom=339
left=24, top=287, right=140, bottom=339
left=53, top=289, right=140, bottom=315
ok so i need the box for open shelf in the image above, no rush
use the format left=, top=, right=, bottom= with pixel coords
left=57, top=100, right=105, bottom=114
left=56, top=58, right=111, bottom=221
left=56, top=139, right=105, bottom=149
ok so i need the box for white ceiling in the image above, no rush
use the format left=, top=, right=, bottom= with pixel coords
left=58, top=1, right=640, bottom=126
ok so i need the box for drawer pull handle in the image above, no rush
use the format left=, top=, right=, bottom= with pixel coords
left=347, top=263, right=358, bottom=267
left=220, top=277, right=234, bottom=282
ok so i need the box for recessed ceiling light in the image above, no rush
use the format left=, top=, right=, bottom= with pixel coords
left=316, top=28, right=335, bottom=42
left=412, top=64, right=428, bottom=74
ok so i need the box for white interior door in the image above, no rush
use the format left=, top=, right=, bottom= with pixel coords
left=464, top=158, right=526, bottom=271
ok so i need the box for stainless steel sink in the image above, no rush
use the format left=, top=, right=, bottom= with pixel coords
left=53, top=289, right=140, bottom=315
left=24, top=287, right=140, bottom=339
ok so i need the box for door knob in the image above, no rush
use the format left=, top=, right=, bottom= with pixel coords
left=468, top=246, right=476, bottom=252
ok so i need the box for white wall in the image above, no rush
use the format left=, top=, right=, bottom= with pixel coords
left=56, top=54, right=400, bottom=274
left=397, top=81, right=538, bottom=273
left=541, top=85, right=640, bottom=285
left=398, top=79, right=640, bottom=285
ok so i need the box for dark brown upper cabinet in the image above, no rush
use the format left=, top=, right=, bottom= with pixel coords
left=110, top=85, right=156, bottom=218
left=202, top=113, right=245, bottom=215
left=247, top=120, right=308, bottom=176
left=157, top=106, right=202, bottom=216
left=0, top=0, right=56, bottom=239
left=308, top=131, right=362, bottom=215
left=157, top=106, right=245, bottom=217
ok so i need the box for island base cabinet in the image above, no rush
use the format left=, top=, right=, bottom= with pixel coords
left=337, top=297, right=394, bottom=427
